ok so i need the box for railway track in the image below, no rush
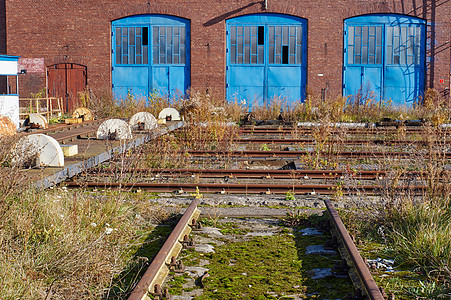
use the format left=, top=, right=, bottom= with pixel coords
left=185, top=150, right=451, bottom=159
left=66, top=181, right=430, bottom=196
left=234, top=137, right=449, bottom=146
left=87, top=167, right=448, bottom=180
left=238, top=126, right=449, bottom=135
left=127, top=199, right=386, bottom=299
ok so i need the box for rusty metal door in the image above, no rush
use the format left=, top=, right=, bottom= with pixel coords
left=47, top=63, right=87, bottom=113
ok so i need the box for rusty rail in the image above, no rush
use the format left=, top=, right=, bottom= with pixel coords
left=324, top=200, right=385, bottom=300
left=186, top=150, right=451, bottom=159
left=128, top=199, right=201, bottom=300
left=234, top=138, right=447, bottom=145
left=88, top=168, right=443, bottom=180
left=65, top=181, right=429, bottom=195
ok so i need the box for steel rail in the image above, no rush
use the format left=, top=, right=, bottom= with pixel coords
left=128, top=199, right=201, bottom=300
left=234, top=138, right=447, bottom=145
left=65, top=182, right=428, bottom=195
left=239, top=128, right=449, bottom=135
left=324, top=200, right=385, bottom=300
left=186, top=150, right=451, bottom=159
left=30, top=118, right=104, bottom=135
left=88, top=168, right=440, bottom=180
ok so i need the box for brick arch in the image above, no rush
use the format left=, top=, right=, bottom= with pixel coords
left=108, top=5, right=191, bottom=23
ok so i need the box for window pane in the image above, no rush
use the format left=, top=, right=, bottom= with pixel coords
left=376, top=46, right=382, bottom=64
left=348, top=26, right=354, bottom=45
left=180, top=27, right=186, bottom=45
left=386, top=27, right=393, bottom=46
left=137, top=37, right=142, bottom=55
left=136, top=55, right=142, bottom=64
left=116, top=28, right=121, bottom=46
left=355, top=26, right=361, bottom=35
left=160, top=36, right=166, bottom=64
left=258, top=46, right=264, bottom=64
left=269, top=26, right=274, bottom=44
left=180, top=45, right=185, bottom=64
left=153, top=27, right=159, bottom=46
left=143, top=46, right=148, bottom=64
left=362, top=27, right=368, bottom=46
left=276, top=36, right=281, bottom=54
left=362, top=46, right=368, bottom=64
left=244, top=45, right=250, bottom=63
left=116, top=46, right=121, bottom=64
left=129, top=46, right=135, bottom=64
left=282, top=26, right=288, bottom=44
left=355, top=55, right=361, bottom=64
left=244, top=26, right=250, bottom=44
left=153, top=45, right=159, bottom=64
left=251, top=55, right=257, bottom=64
left=296, top=45, right=302, bottom=64
left=400, top=46, right=406, bottom=65
left=276, top=26, right=281, bottom=35
left=129, top=28, right=135, bottom=45
left=348, top=45, right=354, bottom=64
left=251, top=35, right=257, bottom=54
left=376, top=27, right=382, bottom=45
left=174, top=36, right=179, bottom=55
left=355, top=35, right=361, bottom=55
left=290, top=36, right=295, bottom=54
left=231, top=45, right=236, bottom=63
left=167, top=27, right=173, bottom=45
left=296, top=27, right=302, bottom=45
left=269, top=45, right=274, bottom=64
left=167, top=46, right=173, bottom=64
left=369, top=35, right=375, bottom=56
left=237, top=35, right=243, bottom=54
left=386, top=45, right=393, bottom=64
left=231, top=27, right=236, bottom=44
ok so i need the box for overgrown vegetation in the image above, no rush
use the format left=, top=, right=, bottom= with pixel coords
left=1, top=86, right=450, bottom=298
left=342, top=125, right=451, bottom=298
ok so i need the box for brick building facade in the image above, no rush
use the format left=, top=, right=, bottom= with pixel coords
left=2, top=0, right=450, bottom=108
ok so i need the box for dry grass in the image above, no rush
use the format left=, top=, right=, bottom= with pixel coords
left=0, top=185, right=170, bottom=299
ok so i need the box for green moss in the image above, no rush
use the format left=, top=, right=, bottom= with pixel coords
left=182, top=225, right=354, bottom=299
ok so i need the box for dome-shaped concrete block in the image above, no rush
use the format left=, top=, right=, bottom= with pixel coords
left=14, top=133, right=64, bottom=167
left=129, top=112, right=158, bottom=131
left=96, top=119, right=133, bottom=140
left=72, top=107, right=94, bottom=121
left=26, top=113, right=48, bottom=129
left=158, top=108, right=181, bottom=123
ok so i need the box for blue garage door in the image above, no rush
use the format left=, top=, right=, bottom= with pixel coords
left=226, top=14, right=307, bottom=107
left=112, top=15, right=190, bottom=101
left=343, top=14, right=426, bottom=106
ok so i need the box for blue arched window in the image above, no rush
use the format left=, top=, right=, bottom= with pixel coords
left=112, top=15, right=190, bottom=101
left=343, top=14, right=426, bottom=106
left=226, top=14, right=307, bottom=107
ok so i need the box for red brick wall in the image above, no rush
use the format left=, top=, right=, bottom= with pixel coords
left=5, top=0, right=451, bottom=102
